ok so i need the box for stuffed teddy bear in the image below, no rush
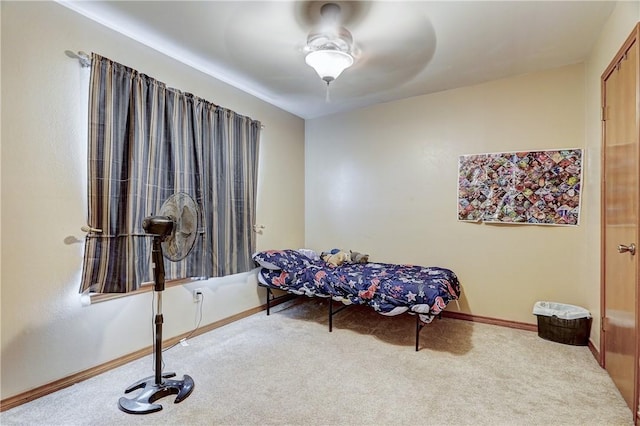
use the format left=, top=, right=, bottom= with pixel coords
left=321, top=249, right=349, bottom=267
left=349, top=250, right=369, bottom=264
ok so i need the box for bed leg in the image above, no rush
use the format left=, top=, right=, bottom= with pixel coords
left=265, top=288, right=271, bottom=316
left=327, top=298, right=348, bottom=332
left=415, top=314, right=420, bottom=352
left=329, top=299, right=333, bottom=332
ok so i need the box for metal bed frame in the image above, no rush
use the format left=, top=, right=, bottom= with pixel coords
left=260, top=284, right=438, bottom=351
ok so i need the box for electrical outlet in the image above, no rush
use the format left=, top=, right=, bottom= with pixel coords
left=193, top=288, right=203, bottom=303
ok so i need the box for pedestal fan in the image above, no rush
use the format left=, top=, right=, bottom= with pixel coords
left=118, top=192, right=199, bottom=414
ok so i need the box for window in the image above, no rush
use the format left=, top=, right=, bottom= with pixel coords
left=80, top=54, right=261, bottom=293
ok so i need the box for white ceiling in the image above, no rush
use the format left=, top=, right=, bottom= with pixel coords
left=60, top=1, right=616, bottom=119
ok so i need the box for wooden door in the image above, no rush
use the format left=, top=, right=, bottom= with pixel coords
left=602, top=24, right=639, bottom=424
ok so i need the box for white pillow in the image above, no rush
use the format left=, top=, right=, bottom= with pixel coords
left=297, top=248, right=320, bottom=261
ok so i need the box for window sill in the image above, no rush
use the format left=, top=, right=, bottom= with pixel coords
left=87, top=278, right=204, bottom=304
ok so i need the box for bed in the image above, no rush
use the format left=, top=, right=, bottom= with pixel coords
left=253, top=249, right=461, bottom=351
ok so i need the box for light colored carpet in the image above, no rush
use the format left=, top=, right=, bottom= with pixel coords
left=1, top=298, right=633, bottom=426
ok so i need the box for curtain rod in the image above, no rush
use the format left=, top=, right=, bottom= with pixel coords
left=64, top=50, right=265, bottom=130
left=65, top=50, right=91, bottom=68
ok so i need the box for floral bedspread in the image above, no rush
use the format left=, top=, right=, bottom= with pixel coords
left=254, top=250, right=461, bottom=323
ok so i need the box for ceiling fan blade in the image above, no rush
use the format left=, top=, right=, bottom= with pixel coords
left=326, top=4, right=436, bottom=96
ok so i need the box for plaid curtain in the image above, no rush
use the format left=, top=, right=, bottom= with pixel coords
left=80, top=54, right=261, bottom=293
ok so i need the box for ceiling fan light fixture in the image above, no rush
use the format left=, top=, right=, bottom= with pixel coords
left=305, top=49, right=354, bottom=84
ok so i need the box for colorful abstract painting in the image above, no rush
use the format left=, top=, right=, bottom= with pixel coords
left=457, top=149, right=582, bottom=226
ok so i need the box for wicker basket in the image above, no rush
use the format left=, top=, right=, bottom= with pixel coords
left=536, top=315, right=592, bottom=346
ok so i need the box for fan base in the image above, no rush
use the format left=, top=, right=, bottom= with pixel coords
left=118, top=372, right=194, bottom=414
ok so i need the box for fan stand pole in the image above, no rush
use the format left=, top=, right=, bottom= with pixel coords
left=117, top=237, right=195, bottom=415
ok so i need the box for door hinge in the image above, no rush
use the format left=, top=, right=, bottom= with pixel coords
left=601, top=106, right=606, bottom=121
left=601, top=316, right=606, bottom=332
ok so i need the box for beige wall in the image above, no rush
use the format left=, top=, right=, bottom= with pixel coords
left=0, top=2, right=304, bottom=399
left=306, top=64, right=589, bottom=327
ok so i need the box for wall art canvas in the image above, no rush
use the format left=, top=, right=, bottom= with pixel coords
left=457, top=149, right=582, bottom=226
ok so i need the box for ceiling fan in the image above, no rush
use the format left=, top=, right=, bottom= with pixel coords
left=293, top=0, right=436, bottom=100
left=303, top=2, right=356, bottom=86
left=224, top=1, right=436, bottom=104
